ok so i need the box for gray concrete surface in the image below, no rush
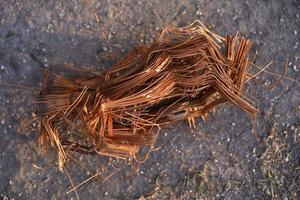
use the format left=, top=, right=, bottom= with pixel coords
left=0, top=0, right=299, bottom=199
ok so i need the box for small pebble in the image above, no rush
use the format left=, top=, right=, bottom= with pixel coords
left=102, top=46, right=108, bottom=51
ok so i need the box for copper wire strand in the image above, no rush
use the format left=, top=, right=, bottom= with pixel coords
left=37, top=21, right=264, bottom=172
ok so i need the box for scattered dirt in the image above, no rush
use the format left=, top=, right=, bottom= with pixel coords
left=0, top=1, right=299, bottom=199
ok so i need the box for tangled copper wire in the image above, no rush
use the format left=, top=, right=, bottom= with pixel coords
left=36, top=21, right=257, bottom=171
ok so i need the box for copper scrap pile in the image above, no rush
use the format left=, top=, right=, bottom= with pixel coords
left=37, top=21, right=257, bottom=170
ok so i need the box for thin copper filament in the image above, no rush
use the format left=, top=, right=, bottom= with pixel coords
left=36, top=21, right=257, bottom=171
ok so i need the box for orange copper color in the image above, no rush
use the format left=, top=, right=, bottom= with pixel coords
left=36, top=21, right=257, bottom=171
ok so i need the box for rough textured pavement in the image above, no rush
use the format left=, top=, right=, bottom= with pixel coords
left=0, top=1, right=299, bottom=199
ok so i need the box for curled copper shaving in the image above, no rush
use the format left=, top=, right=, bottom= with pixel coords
left=36, top=21, right=257, bottom=171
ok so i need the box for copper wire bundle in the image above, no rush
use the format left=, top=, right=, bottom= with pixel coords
left=37, top=21, right=257, bottom=171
